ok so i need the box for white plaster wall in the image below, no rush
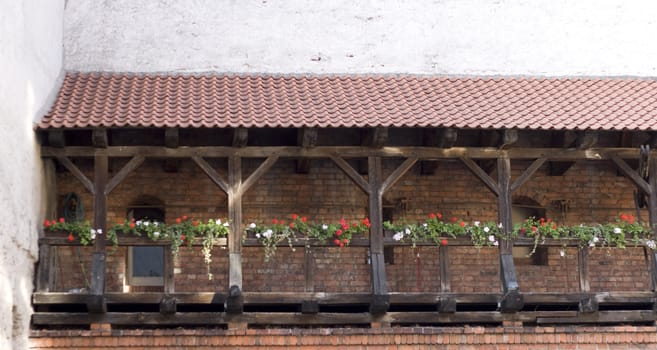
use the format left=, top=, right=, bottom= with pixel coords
left=65, top=0, right=657, bottom=76
left=0, top=0, right=63, bottom=348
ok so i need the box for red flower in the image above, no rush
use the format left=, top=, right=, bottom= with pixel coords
left=540, top=217, right=545, bottom=224
left=531, top=226, right=538, bottom=232
left=180, top=234, right=186, bottom=241
left=67, top=233, right=74, bottom=242
left=289, top=222, right=295, bottom=229
left=540, top=222, right=546, bottom=227
left=352, top=223, right=358, bottom=228
left=129, top=222, right=136, bottom=229
left=459, top=221, right=465, bottom=227
left=342, top=239, right=349, bottom=244
left=291, top=214, right=298, bottom=220
left=301, top=217, right=307, bottom=223
left=341, top=224, right=349, bottom=230
left=436, top=213, right=443, bottom=219
left=340, top=218, right=347, bottom=226
left=362, top=218, right=371, bottom=228
left=339, top=243, right=345, bottom=248
left=336, top=229, right=343, bottom=236
left=552, top=223, right=557, bottom=230
left=628, top=215, right=635, bottom=224
left=334, top=239, right=341, bottom=245
left=43, top=220, right=51, bottom=227
left=59, top=217, right=65, bottom=223
left=429, top=213, right=436, bottom=219
left=182, top=215, right=188, bottom=220
left=520, top=227, right=526, bottom=234
left=192, top=221, right=199, bottom=227
left=175, top=218, right=182, bottom=224
left=440, top=239, right=448, bottom=246
left=272, top=219, right=279, bottom=224
left=620, top=213, right=628, bottom=221
left=451, top=217, right=458, bottom=223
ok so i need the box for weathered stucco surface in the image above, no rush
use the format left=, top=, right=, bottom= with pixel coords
left=0, top=0, right=63, bottom=348
left=64, top=0, right=657, bottom=76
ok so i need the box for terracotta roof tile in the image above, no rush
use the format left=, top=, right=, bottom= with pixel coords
left=37, top=72, right=657, bottom=131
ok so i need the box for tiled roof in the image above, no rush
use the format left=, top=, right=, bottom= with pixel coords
left=38, top=72, right=657, bottom=131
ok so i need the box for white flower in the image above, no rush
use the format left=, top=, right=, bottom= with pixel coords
left=483, top=226, right=490, bottom=233
left=96, top=229, right=102, bottom=234
left=153, top=231, right=160, bottom=238
left=498, top=223, right=503, bottom=229
left=255, top=233, right=261, bottom=239
left=90, top=232, right=96, bottom=240
left=493, top=241, right=499, bottom=246
left=263, top=229, right=273, bottom=238
left=474, top=221, right=480, bottom=227
left=589, top=241, right=595, bottom=247
left=143, top=221, right=150, bottom=226
left=153, top=222, right=159, bottom=227
left=392, top=232, right=404, bottom=241
left=647, top=240, right=656, bottom=250
left=249, top=223, right=256, bottom=228
left=136, top=220, right=143, bottom=225
left=322, top=224, right=328, bottom=230
left=613, top=227, right=622, bottom=234
left=223, top=222, right=230, bottom=227
left=593, top=236, right=599, bottom=243
left=488, top=235, right=496, bottom=242
left=404, top=228, right=411, bottom=234
left=90, top=229, right=96, bottom=235
left=559, top=249, right=565, bottom=257
left=422, top=223, right=428, bottom=228
left=215, top=219, right=222, bottom=225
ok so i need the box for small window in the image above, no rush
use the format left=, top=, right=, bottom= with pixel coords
left=512, top=199, right=548, bottom=266
left=127, top=207, right=165, bottom=287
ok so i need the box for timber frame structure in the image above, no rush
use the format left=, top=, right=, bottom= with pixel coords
left=32, top=73, right=657, bottom=329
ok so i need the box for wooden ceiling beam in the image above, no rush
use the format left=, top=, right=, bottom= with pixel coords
left=296, top=128, right=318, bottom=174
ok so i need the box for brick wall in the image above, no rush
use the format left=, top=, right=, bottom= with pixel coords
left=50, top=158, right=654, bottom=294
left=29, top=326, right=657, bottom=349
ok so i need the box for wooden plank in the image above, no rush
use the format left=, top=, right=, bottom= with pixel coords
left=35, top=243, right=53, bottom=292
left=41, top=145, right=649, bottom=161
left=238, top=155, right=279, bottom=196
left=163, top=246, right=175, bottom=294
left=380, top=157, right=418, bottom=194
left=90, top=151, right=108, bottom=304
left=611, top=155, right=651, bottom=195
left=105, top=155, right=145, bottom=195
left=460, top=157, right=499, bottom=196
left=439, top=245, right=450, bottom=292
left=510, top=157, right=547, bottom=193
left=304, top=246, right=314, bottom=292
left=192, top=156, right=229, bottom=194
left=232, top=128, right=248, bottom=147
left=578, top=247, right=590, bottom=292
left=55, top=156, right=95, bottom=194
left=537, top=311, right=657, bottom=324
left=330, top=155, right=370, bottom=194
left=40, top=236, right=227, bottom=247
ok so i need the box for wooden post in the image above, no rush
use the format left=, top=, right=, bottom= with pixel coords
left=497, top=155, right=523, bottom=312
left=647, top=156, right=657, bottom=291
left=368, top=156, right=389, bottom=314
left=226, top=155, right=244, bottom=314
left=577, top=246, right=597, bottom=312
left=88, top=150, right=108, bottom=313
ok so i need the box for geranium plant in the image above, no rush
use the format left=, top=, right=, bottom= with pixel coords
left=246, top=214, right=371, bottom=261
left=43, top=218, right=118, bottom=247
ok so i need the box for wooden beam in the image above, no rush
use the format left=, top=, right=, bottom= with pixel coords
left=611, top=155, right=651, bottom=195
left=460, top=157, right=499, bottom=196
left=381, top=157, right=418, bottom=194
left=55, top=156, right=95, bottom=194
left=510, top=157, right=547, bottom=193
left=41, top=145, right=649, bottom=161
left=296, top=128, right=318, bottom=174
left=368, top=156, right=389, bottom=314
left=578, top=247, right=590, bottom=292
left=92, top=128, right=108, bottom=148
left=227, top=156, right=243, bottom=313
left=192, top=156, right=229, bottom=194
left=163, top=246, right=175, bottom=294
left=238, top=155, right=279, bottom=196
left=497, top=155, right=523, bottom=312
left=330, top=155, right=370, bottom=194
left=500, top=129, right=519, bottom=150
left=304, top=246, right=314, bottom=293
left=35, top=243, right=53, bottom=292
left=232, top=128, right=248, bottom=148
left=576, top=131, right=599, bottom=150
left=647, top=155, right=657, bottom=290
left=105, top=155, right=145, bottom=195
left=90, top=151, right=108, bottom=312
